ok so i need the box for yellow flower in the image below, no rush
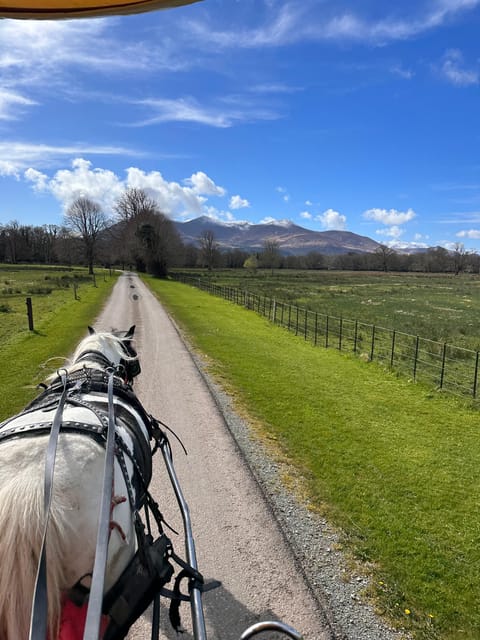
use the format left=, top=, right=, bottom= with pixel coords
left=405, top=609, right=411, bottom=615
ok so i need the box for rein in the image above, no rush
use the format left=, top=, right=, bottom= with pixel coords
left=30, top=371, right=70, bottom=640
left=83, top=369, right=117, bottom=640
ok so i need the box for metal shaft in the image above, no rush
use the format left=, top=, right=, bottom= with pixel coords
left=160, top=440, right=207, bottom=640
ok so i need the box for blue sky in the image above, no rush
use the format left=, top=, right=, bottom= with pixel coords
left=2, top=0, right=480, bottom=250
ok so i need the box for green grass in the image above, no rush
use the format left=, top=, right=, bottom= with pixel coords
left=0, top=265, right=118, bottom=419
left=173, top=269, right=480, bottom=351
left=146, top=276, right=480, bottom=640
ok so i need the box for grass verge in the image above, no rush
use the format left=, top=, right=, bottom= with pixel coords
left=0, top=268, right=118, bottom=419
left=146, top=277, right=480, bottom=640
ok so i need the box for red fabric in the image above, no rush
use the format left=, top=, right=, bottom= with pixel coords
left=57, top=600, right=109, bottom=640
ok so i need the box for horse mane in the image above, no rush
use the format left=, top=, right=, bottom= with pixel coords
left=72, top=332, right=133, bottom=364
left=45, top=331, right=136, bottom=383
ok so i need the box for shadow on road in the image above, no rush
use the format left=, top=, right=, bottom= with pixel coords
left=143, top=582, right=291, bottom=640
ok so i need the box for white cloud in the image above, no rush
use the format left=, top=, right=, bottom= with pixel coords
left=376, top=225, right=404, bottom=238
left=25, top=158, right=124, bottom=211
left=275, top=186, right=290, bottom=202
left=363, top=207, right=416, bottom=225
left=457, top=229, right=480, bottom=239
left=316, top=208, right=347, bottom=230
left=300, top=211, right=312, bottom=219
left=23, top=157, right=228, bottom=219
left=229, top=195, right=250, bottom=209
left=184, top=171, right=226, bottom=196
left=441, top=49, right=479, bottom=86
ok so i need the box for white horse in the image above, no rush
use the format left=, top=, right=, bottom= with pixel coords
left=0, top=327, right=154, bottom=640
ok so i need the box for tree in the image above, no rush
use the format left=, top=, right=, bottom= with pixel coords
left=114, top=187, right=157, bottom=223
left=114, top=188, right=184, bottom=273
left=64, top=197, right=107, bottom=274
left=135, top=211, right=183, bottom=277
left=243, top=254, right=259, bottom=273
left=374, top=244, right=396, bottom=272
left=199, top=230, right=219, bottom=270
left=452, top=242, right=467, bottom=275
left=260, top=239, right=281, bottom=273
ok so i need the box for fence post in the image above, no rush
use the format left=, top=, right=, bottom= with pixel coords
left=353, top=320, right=358, bottom=353
left=339, top=317, right=343, bottom=351
left=390, top=330, right=396, bottom=368
left=304, top=308, right=308, bottom=340
left=370, top=325, right=376, bottom=361
left=413, top=336, right=419, bottom=380
left=440, top=343, right=447, bottom=389
left=26, top=297, right=34, bottom=331
left=272, top=299, right=276, bottom=324
left=325, top=316, right=329, bottom=348
left=314, top=312, right=318, bottom=346
left=295, top=306, right=299, bottom=336
left=288, top=305, right=292, bottom=331
left=281, top=302, right=284, bottom=326
left=474, top=351, right=479, bottom=398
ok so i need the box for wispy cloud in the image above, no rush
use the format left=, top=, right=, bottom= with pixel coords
left=130, top=96, right=281, bottom=127
left=440, top=49, right=479, bottom=86
left=0, top=141, right=141, bottom=176
left=182, top=0, right=480, bottom=50
left=0, top=90, right=37, bottom=120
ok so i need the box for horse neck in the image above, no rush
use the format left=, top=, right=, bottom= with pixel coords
left=72, top=334, right=124, bottom=369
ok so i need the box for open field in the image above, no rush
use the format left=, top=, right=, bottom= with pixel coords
left=0, top=264, right=117, bottom=418
left=173, top=269, right=480, bottom=351
left=147, top=276, right=480, bottom=640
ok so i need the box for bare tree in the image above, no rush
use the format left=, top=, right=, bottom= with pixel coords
left=452, top=242, right=467, bottom=275
left=114, top=188, right=161, bottom=270
left=64, top=197, right=107, bottom=274
left=261, top=239, right=281, bottom=273
left=199, top=230, right=219, bottom=270
left=114, top=187, right=157, bottom=223
left=375, top=244, right=396, bottom=272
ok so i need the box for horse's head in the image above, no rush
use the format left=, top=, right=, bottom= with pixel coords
left=71, top=325, right=141, bottom=383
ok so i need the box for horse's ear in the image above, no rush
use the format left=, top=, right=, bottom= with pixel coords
left=88, top=326, right=96, bottom=335
left=125, top=325, right=136, bottom=339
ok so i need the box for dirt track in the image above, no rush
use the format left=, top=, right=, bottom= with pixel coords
left=94, top=273, right=331, bottom=640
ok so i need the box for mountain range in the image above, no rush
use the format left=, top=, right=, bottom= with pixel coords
left=174, top=216, right=381, bottom=256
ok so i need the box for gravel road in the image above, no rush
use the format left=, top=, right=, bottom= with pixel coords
left=93, top=273, right=409, bottom=640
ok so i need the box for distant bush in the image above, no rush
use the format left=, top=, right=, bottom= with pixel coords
left=26, top=287, right=53, bottom=295
left=0, top=303, right=11, bottom=313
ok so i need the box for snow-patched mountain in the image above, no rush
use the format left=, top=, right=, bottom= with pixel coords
left=174, top=216, right=381, bottom=255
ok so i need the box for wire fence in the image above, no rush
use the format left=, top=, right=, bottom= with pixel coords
left=171, top=274, right=480, bottom=403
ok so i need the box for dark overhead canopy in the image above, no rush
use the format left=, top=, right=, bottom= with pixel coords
left=0, top=0, right=200, bottom=19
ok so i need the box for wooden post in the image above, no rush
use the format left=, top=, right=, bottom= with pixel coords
left=473, top=351, right=479, bottom=398
left=440, top=343, right=447, bottom=389
left=26, top=297, right=34, bottom=331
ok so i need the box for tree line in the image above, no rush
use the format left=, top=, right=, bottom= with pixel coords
left=1, top=189, right=478, bottom=275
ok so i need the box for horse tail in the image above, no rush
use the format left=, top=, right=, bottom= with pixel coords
left=0, top=462, right=69, bottom=640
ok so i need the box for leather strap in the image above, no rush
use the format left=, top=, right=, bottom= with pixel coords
left=29, top=371, right=70, bottom=640
left=83, top=370, right=117, bottom=640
